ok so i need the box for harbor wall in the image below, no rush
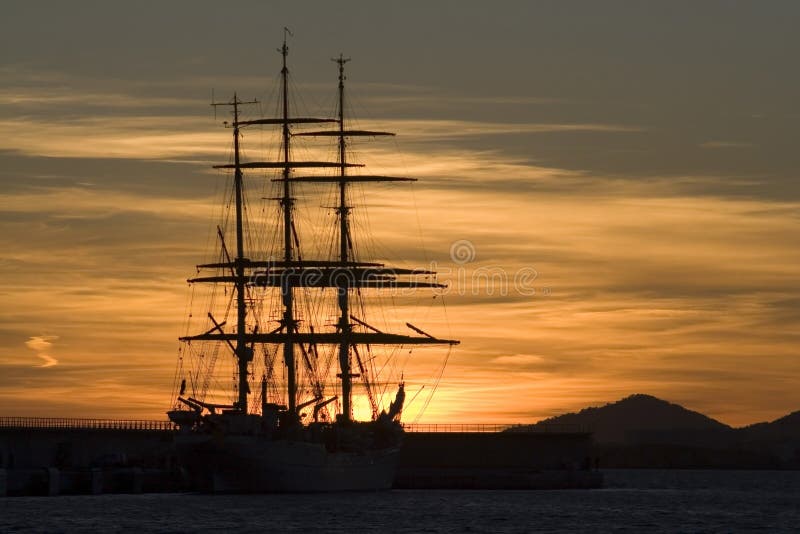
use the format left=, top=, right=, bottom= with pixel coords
left=400, top=431, right=594, bottom=470
left=0, top=428, right=174, bottom=471
left=0, top=426, right=600, bottom=495
left=396, top=431, right=600, bottom=489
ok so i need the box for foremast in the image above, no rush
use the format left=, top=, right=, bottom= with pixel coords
left=232, top=96, right=250, bottom=413
left=210, top=93, right=258, bottom=413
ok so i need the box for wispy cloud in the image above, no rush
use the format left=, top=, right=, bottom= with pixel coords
left=2, top=54, right=800, bottom=425
left=0, top=116, right=227, bottom=159
left=699, top=140, right=755, bottom=149
left=490, top=354, right=546, bottom=366
left=25, top=335, right=59, bottom=367
left=361, top=118, right=643, bottom=140
left=0, top=113, right=640, bottom=162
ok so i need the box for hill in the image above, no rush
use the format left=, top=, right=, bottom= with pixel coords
left=740, top=410, right=800, bottom=442
left=510, top=394, right=800, bottom=468
left=522, top=394, right=731, bottom=445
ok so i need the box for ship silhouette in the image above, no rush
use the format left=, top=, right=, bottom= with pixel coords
left=167, top=30, right=458, bottom=492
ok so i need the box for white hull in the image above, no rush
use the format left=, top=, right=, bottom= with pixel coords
left=175, top=434, right=399, bottom=492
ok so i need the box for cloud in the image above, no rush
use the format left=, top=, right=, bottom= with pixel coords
left=2, top=144, right=799, bottom=424
left=699, top=141, right=755, bottom=149
left=25, top=335, right=59, bottom=367
left=491, top=354, right=546, bottom=366
left=2, top=45, right=800, bottom=425
left=0, top=116, right=228, bottom=160
left=0, top=113, right=641, bottom=163
left=355, top=118, right=643, bottom=140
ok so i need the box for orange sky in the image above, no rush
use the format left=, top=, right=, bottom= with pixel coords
left=1, top=2, right=799, bottom=426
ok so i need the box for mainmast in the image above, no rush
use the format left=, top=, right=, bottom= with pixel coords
left=279, top=30, right=298, bottom=417
left=233, top=96, right=250, bottom=413
left=334, top=54, right=355, bottom=421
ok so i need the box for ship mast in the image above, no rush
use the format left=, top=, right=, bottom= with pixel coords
left=210, top=93, right=258, bottom=413
left=183, top=45, right=460, bottom=422
left=279, top=31, right=298, bottom=417
left=233, top=96, right=249, bottom=413
left=334, top=54, right=355, bottom=421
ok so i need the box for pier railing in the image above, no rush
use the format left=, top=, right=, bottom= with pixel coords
left=402, top=423, right=589, bottom=433
left=403, top=423, right=511, bottom=433
left=0, top=417, right=587, bottom=434
left=0, top=417, right=173, bottom=431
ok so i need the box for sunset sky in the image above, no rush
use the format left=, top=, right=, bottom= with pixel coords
left=1, top=1, right=799, bottom=426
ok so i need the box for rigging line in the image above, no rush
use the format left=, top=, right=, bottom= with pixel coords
left=264, top=344, right=280, bottom=403
left=192, top=240, right=225, bottom=401
left=404, top=385, right=427, bottom=416
left=203, top=138, right=233, bottom=268
left=349, top=185, right=387, bottom=334
left=409, top=184, right=431, bottom=323
left=173, top=273, right=200, bottom=401
left=440, top=280, right=452, bottom=338
left=187, top=346, right=201, bottom=401
left=169, top=351, right=184, bottom=411
left=414, top=344, right=452, bottom=423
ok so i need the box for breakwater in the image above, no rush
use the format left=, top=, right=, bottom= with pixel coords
left=0, top=417, right=600, bottom=495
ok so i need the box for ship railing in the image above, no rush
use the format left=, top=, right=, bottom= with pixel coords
left=402, top=423, right=589, bottom=433
left=0, top=416, right=173, bottom=431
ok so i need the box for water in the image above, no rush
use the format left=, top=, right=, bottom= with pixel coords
left=2, top=470, right=798, bottom=532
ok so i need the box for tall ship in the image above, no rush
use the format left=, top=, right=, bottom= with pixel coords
left=167, top=33, right=459, bottom=492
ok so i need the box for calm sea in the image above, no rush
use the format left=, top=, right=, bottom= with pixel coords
left=1, top=470, right=798, bottom=532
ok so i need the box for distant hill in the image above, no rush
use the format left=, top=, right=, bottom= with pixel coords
left=737, top=411, right=800, bottom=465
left=740, top=410, right=800, bottom=442
left=516, top=394, right=732, bottom=444
left=509, top=394, right=800, bottom=468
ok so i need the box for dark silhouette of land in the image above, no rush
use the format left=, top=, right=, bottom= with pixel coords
left=510, top=394, right=800, bottom=469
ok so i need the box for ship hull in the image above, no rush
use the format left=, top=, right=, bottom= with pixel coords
left=175, top=434, right=399, bottom=492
